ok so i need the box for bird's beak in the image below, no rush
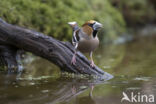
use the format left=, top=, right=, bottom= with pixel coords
left=93, top=22, right=103, bottom=30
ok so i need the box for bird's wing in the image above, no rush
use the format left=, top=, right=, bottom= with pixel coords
left=72, top=29, right=80, bottom=45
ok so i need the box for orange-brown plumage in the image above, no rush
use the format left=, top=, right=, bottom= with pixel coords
left=82, top=25, right=93, bottom=36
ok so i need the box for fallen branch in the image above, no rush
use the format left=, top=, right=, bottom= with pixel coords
left=0, top=18, right=113, bottom=79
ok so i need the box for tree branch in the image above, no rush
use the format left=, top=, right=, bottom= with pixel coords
left=0, top=18, right=113, bottom=79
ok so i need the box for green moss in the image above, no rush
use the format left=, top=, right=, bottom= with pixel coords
left=0, top=0, right=126, bottom=42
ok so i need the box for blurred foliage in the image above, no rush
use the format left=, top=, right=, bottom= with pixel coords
left=0, top=0, right=125, bottom=42
left=111, top=0, right=156, bottom=26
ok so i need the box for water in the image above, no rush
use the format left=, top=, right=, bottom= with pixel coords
left=0, top=35, right=156, bottom=104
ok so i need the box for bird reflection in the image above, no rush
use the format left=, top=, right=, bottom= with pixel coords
left=71, top=83, right=96, bottom=104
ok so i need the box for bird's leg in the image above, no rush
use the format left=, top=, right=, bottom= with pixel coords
left=71, top=43, right=78, bottom=65
left=89, top=51, right=95, bottom=68
left=71, top=51, right=76, bottom=65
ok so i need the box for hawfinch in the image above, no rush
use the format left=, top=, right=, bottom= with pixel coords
left=68, top=20, right=102, bottom=68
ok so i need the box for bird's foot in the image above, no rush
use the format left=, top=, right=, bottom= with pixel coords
left=71, top=55, right=76, bottom=65
left=90, top=60, right=95, bottom=68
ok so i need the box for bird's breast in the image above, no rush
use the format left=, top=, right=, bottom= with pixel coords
left=78, top=37, right=99, bottom=53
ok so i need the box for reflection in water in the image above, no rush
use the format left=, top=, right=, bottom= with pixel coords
left=72, top=83, right=95, bottom=104
left=74, top=85, right=96, bottom=104
left=0, top=75, right=108, bottom=104
left=0, top=74, right=156, bottom=104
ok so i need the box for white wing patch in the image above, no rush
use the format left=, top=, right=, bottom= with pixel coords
left=68, top=21, right=77, bottom=26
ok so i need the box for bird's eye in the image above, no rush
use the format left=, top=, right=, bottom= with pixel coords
left=88, top=22, right=96, bottom=28
left=88, top=23, right=93, bottom=27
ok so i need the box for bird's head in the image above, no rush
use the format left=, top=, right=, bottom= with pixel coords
left=82, top=20, right=103, bottom=31
left=82, top=20, right=103, bottom=36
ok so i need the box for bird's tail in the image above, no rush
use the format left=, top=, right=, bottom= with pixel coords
left=68, top=21, right=79, bottom=31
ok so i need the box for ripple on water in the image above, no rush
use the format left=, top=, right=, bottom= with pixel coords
left=41, top=90, right=49, bottom=93
left=133, top=77, right=152, bottom=81
left=126, top=87, right=141, bottom=90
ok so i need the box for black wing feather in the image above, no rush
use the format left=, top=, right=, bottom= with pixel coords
left=72, top=29, right=80, bottom=45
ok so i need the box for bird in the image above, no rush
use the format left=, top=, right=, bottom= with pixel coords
left=68, top=20, right=102, bottom=68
